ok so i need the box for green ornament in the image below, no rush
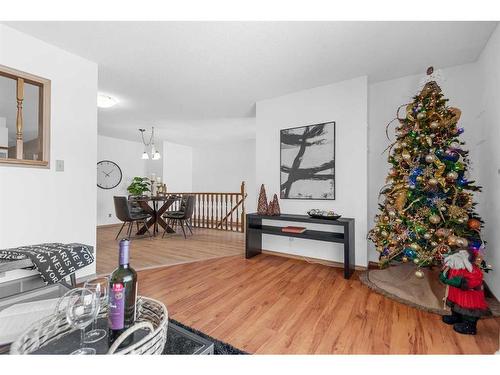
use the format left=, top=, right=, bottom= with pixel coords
left=454, top=162, right=464, bottom=171
left=415, top=225, right=426, bottom=234
left=409, top=131, right=417, bottom=138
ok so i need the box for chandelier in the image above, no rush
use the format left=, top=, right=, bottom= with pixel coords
left=139, top=127, right=161, bottom=160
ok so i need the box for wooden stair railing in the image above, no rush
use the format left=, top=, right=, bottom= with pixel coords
left=166, top=181, right=247, bottom=232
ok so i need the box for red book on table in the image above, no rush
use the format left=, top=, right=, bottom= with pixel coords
left=281, top=226, right=306, bottom=234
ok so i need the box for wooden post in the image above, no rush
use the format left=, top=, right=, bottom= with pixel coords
left=240, top=181, right=246, bottom=233
left=16, top=78, right=24, bottom=159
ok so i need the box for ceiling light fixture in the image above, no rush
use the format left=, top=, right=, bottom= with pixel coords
left=97, top=94, right=118, bottom=108
left=139, top=127, right=161, bottom=161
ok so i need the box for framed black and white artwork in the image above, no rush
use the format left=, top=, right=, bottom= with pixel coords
left=280, top=121, right=335, bottom=200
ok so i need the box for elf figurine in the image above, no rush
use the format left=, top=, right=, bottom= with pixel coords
left=439, top=249, right=491, bottom=335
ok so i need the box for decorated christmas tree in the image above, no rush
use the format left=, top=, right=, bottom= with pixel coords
left=368, top=67, right=490, bottom=278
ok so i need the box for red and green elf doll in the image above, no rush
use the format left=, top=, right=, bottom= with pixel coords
left=439, top=249, right=491, bottom=335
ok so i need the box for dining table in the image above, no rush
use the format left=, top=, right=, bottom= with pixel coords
left=132, top=194, right=181, bottom=236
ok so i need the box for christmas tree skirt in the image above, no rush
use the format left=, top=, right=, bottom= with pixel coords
left=359, top=264, right=499, bottom=317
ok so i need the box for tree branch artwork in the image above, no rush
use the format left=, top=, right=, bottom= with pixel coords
left=280, top=122, right=335, bottom=200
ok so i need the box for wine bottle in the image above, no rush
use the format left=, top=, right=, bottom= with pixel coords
left=108, top=239, right=138, bottom=347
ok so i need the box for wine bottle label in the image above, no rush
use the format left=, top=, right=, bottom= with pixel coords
left=108, top=283, right=125, bottom=330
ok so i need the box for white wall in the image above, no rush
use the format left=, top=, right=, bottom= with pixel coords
left=368, top=63, right=483, bottom=263
left=97, top=135, right=146, bottom=226
left=192, top=139, right=256, bottom=212
left=476, top=25, right=500, bottom=298
left=256, top=76, right=368, bottom=266
left=163, top=141, right=193, bottom=192
left=0, top=25, right=98, bottom=278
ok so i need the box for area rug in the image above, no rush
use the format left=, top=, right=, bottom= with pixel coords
left=167, top=318, right=248, bottom=355
left=359, top=263, right=500, bottom=317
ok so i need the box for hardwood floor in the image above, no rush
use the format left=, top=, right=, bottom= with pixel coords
left=96, top=225, right=244, bottom=275
left=138, top=254, right=500, bottom=354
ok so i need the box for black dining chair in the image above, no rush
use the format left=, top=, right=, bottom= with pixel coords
left=162, top=195, right=195, bottom=239
left=113, top=196, right=152, bottom=240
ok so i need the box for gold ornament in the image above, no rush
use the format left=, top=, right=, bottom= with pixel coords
left=446, top=171, right=458, bottom=181
left=423, top=233, right=431, bottom=240
left=417, top=112, right=426, bottom=120
left=402, top=256, right=408, bottom=263
left=428, top=178, right=438, bottom=186
left=456, top=237, right=468, bottom=248
left=413, top=258, right=420, bottom=264
left=402, top=149, right=411, bottom=161
left=410, top=243, right=419, bottom=251
left=430, top=121, right=439, bottom=129
left=425, top=154, right=436, bottom=163
left=415, top=270, right=424, bottom=279
left=447, top=235, right=458, bottom=246
left=436, top=228, right=450, bottom=238
left=430, top=241, right=438, bottom=247
left=429, top=214, right=441, bottom=224
left=381, top=230, right=388, bottom=238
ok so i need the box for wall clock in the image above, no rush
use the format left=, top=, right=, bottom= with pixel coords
left=97, top=160, right=122, bottom=190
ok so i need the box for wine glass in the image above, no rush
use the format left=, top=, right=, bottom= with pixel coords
left=83, top=277, right=109, bottom=343
left=64, top=288, right=98, bottom=355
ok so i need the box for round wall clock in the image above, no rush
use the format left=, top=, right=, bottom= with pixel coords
left=97, top=160, right=122, bottom=189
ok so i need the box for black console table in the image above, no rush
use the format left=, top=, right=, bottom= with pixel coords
left=245, top=213, right=355, bottom=279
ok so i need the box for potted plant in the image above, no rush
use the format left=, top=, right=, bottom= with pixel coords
left=127, top=177, right=151, bottom=197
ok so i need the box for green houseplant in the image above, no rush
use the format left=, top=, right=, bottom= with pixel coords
left=127, top=177, right=151, bottom=197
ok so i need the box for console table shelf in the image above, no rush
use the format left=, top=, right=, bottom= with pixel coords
left=246, top=213, right=355, bottom=279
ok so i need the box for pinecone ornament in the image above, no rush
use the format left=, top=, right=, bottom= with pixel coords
left=257, top=184, right=269, bottom=215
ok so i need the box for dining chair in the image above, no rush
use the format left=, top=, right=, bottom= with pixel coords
left=113, top=196, right=153, bottom=240
left=162, top=195, right=195, bottom=239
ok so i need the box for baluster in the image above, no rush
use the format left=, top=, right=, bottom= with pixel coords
left=230, top=194, right=234, bottom=231
left=236, top=197, right=239, bottom=232
left=200, top=194, right=204, bottom=228
left=211, top=193, right=214, bottom=229
left=224, top=194, right=228, bottom=230
left=204, top=194, right=207, bottom=228
left=196, top=194, right=201, bottom=228
left=214, top=194, right=218, bottom=229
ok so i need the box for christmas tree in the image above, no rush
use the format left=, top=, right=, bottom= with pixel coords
left=368, top=67, right=489, bottom=278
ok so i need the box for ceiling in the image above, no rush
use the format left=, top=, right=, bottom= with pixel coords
left=4, top=21, right=497, bottom=146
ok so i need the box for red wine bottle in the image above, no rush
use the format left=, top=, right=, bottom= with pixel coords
left=108, top=239, right=138, bottom=347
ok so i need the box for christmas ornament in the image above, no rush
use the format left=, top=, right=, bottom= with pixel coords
left=429, top=121, right=439, bottom=129
left=425, top=154, right=436, bottom=163
left=402, top=256, right=408, bottom=263
left=429, top=214, right=441, bottom=224
left=468, top=238, right=482, bottom=251
left=444, top=149, right=460, bottom=162
left=415, top=270, right=424, bottom=279
left=402, top=150, right=411, bottom=161
left=436, top=228, right=451, bottom=238
left=446, top=171, right=458, bottom=181
left=410, top=243, right=420, bottom=251
left=467, top=218, right=481, bottom=231
left=447, top=235, right=458, bottom=246
left=455, top=237, right=468, bottom=248
left=428, top=178, right=438, bottom=187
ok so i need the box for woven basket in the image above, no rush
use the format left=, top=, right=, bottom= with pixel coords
left=10, top=296, right=168, bottom=355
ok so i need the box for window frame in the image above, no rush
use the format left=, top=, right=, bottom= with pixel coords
left=0, top=64, right=51, bottom=168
